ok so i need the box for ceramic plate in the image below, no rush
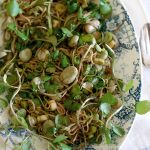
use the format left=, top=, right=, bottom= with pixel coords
left=87, top=0, right=141, bottom=149
left=0, top=0, right=141, bottom=149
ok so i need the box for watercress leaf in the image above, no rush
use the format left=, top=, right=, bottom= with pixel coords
left=112, top=125, right=125, bottom=137
left=7, top=23, right=16, bottom=31
left=53, top=134, right=68, bottom=143
left=99, top=1, right=112, bottom=17
left=15, top=30, right=28, bottom=41
left=6, top=0, right=21, bottom=17
left=55, top=115, right=69, bottom=128
left=124, top=80, right=133, bottom=92
left=117, top=79, right=124, bottom=91
left=53, top=49, right=59, bottom=60
left=60, top=143, right=72, bottom=150
left=64, top=99, right=72, bottom=111
left=10, top=116, right=20, bottom=126
left=87, top=2, right=98, bottom=10
left=49, top=127, right=57, bottom=135
left=71, top=84, right=82, bottom=98
left=17, top=109, right=26, bottom=118
left=41, top=75, right=51, bottom=82
left=44, top=82, right=59, bottom=94
left=22, top=139, right=31, bottom=150
left=72, top=103, right=81, bottom=111
left=54, top=28, right=63, bottom=39
left=61, top=27, right=73, bottom=37
left=61, top=54, right=70, bottom=68
left=18, top=117, right=28, bottom=129
left=100, top=103, right=111, bottom=115
left=48, top=35, right=57, bottom=46
left=100, top=92, right=118, bottom=105
left=0, top=99, right=8, bottom=108
left=78, top=7, right=83, bottom=20
left=79, top=34, right=96, bottom=45
left=104, top=128, right=111, bottom=144
left=55, top=114, right=63, bottom=128
left=92, top=77, right=105, bottom=90
left=31, top=82, right=38, bottom=92
left=0, top=83, right=7, bottom=94
left=62, top=116, right=69, bottom=126
left=91, top=10, right=101, bottom=20
left=67, top=1, right=78, bottom=13
left=136, top=101, right=150, bottom=115
left=32, top=98, right=41, bottom=107
left=7, top=23, right=28, bottom=41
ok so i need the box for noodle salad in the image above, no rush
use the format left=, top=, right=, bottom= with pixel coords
left=0, top=0, right=133, bottom=149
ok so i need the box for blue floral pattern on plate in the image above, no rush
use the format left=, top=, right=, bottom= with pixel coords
left=0, top=0, right=141, bottom=149
left=86, top=0, right=141, bottom=149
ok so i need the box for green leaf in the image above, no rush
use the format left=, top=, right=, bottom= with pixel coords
left=124, top=80, right=133, bottom=92
left=71, top=84, right=82, bottom=98
left=64, top=99, right=72, bottom=110
left=10, top=116, right=20, bottom=126
left=18, top=117, right=28, bottom=129
left=31, top=82, right=38, bottom=92
left=67, top=1, right=78, bottom=13
left=64, top=99, right=81, bottom=112
left=99, top=1, right=112, bottom=17
left=112, top=125, right=125, bottom=136
left=61, top=54, right=70, bottom=68
left=53, top=135, right=68, bottom=144
left=48, top=35, right=57, bottom=46
left=100, top=92, right=118, bottom=105
left=44, top=82, right=59, bottom=94
left=41, top=75, right=51, bottom=82
left=53, top=50, right=59, bottom=60
left=100, top=103, right=111, bottom=115
left=72, top=103, right=81, bottom=111
left=46, top=67, right=56, bottom=74
left=104, top=128, right=111, bottom=144
left=55, top=115, right=63, bottom=128
left=32, top=98, right=41, bottom=107
left=0, top=99, right=8, bottom=108
left=0, top=83, right=7, bottom=94
left=79, top=34, right=96, bottom=45
left=90, top=10, right=101, bottom=20
left=78, top=7, right=83, bottom=20
left=136, top=101, right=150, bottom=115
left=61, top=27, right=73, bottom=37
left=7, top=23, right=28, bottom=41
left=22, top=139, right=31, bottom=150
left=6, top=0, right=22, bottom=17
left=55, top=115, right=69, bottom=128
left=7, top=73, right=18, bottom=85
left=92, top=77, right=105, bottom=90
left=117, top=79, right=124, bottom=91
left=60, top=143, right=72, bottom=150
left=17, top=109, right=26, bottom=118
left=48, top=127, right=57, bottom=135
left=15, top=30, right=28, bottom=41
left=7, top=23, right=16, bottom=30
left=13, top=139, right=31, bottom=150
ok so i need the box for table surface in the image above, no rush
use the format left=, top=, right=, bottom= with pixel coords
left=120, top=0, right=150, bottom=150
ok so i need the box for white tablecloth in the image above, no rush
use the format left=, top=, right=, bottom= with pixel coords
left=120, top=0, right=150, bottom=150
